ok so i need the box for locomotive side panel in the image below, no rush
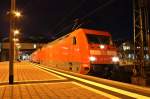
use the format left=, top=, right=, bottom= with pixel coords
left=42, top=34, right=73, bottom=71
left=31, top=49, right=41, bottom=63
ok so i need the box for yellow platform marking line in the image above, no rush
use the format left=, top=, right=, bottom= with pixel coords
left=34, top=65, right=119, bottom=99
left=39, top=68, right=66, bottom=79
left=32, top=64, right=119, bottom=99
left=34, top=64, right=150, bottom=99
left=36, top=66, right=66, bottom=80
left=72, top=82, right=120, bottom=99
left=30, top=63, right=66, bottom=80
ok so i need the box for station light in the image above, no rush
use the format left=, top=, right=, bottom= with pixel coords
left=145, top=54, right=149, bottom=60
left=13, top=29, right=20, bottom=35
left=13, top=11, right=22, bottom=18
left=13, top=38, right=19, bottom=42
left=123, top=45, right=130, bottom=51
left=33, top=44, right=37, bottom=49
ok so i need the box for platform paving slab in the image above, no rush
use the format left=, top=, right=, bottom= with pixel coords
left=0, top=61, right=66, bottom=83
left=0, top=61, right=113, bottom=99
left=0, top=82, right=109, bottom=99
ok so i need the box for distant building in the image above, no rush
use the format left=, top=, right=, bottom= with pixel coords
left=0, top=42, right=45, bottom=61
left=0, top=36, right=50, bottom=61
left=114, top=39, right=150, bottom=66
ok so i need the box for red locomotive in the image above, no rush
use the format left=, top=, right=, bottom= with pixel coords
left=30, top=28, right=119, bottom=76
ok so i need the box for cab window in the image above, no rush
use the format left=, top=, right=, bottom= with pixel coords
left=86, top=34, right=110, bottom=45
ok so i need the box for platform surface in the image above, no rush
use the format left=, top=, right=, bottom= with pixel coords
left=0, top=61, right=114, bottom=99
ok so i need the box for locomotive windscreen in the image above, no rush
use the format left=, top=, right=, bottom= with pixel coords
left=86, top=34, right=110, bottom=44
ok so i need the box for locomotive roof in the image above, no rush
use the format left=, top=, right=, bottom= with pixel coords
left=79, top=28, right=111, bottom=36
left=42, top=28, right=111, bottom=47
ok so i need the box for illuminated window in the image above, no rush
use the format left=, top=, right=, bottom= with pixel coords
left=33, top=44, right=37, bottom=49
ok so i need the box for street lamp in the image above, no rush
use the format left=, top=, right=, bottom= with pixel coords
left=9, top=0, right=22, bottom=84
left=13, top=11, right=21, bottom=18
left=9, top=0, right=15, bottom=84
left=13, top=29, right=20, bottom=35
left=13, top=38, right=19, bottom=42
left=13, top=29, right=20, bottom=62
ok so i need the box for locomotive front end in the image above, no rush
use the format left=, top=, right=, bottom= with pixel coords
left=86, top=33, right=119, bottom=76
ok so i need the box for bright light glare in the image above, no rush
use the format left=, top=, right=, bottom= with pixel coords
left=100, top=45, right=105, bottom=49
left=14, top=29, right=20, bottom=35
left=14, top=11, right=21, bottom=17
left=33, top=44, right=37, bottom=49
left=112, top=56, right=119, bottom=62
left=13, top=38, right=19, bottom=42
left=89, top=56, right=96, bottom=62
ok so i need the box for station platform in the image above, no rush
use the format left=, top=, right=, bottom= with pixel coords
left=0, top=61, right=112, bottom=99
left=0, top=61, right=150, bottom=99
left=0, top=61, right=66, bottom=83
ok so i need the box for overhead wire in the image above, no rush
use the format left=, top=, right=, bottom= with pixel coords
left=19, top=0, right=116, bottom=40
left=80, top=0, right=116, bottom=20
left=55, top=0, right=116, bottom=38
left=53, top=0, right=87, bottom=37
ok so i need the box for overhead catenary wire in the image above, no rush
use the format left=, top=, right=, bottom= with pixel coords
left=19, top=0, right=116, bottom=40
left=53, top=0, right=87, bottom=34
left=55, top=0, right=116, bottom=38
left=80, top=0, right=116, bottom=20
left=54, top=24, right=74, bottom=37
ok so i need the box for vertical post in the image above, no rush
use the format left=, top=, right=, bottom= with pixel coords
left=132, top=0, right=150, bottom=86
left=133, top=0, right=137, bottom=76
left=9, top=0, right=16, bottom=84
left=144, top=0, right=150, bottom=57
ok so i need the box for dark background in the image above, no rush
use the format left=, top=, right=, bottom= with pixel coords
left=0, top=0, right=149, bottom=42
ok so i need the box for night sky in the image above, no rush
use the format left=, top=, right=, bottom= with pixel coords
left=0, top=0, right=149, bottom=42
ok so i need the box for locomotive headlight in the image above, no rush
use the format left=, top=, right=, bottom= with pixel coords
left=112, top=56, right=119, bottom=62
left=100, top=45, right=105, bottom=49
left=89, top=56, right=96, bottom=62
